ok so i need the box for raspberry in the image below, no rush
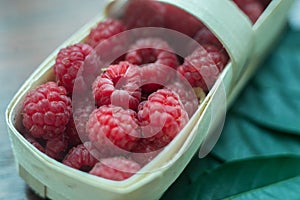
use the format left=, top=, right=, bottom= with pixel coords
left=123, top=0, right=203, bottom=37
left=177, top=45, right=229, bottom=91
left=126, top=38, right=178, bottom=68
left=63, top=143, right=98, bottom=171
left=125, top=38, right=179, bottom=93
left=138, top=89, right=189, bottom=149
left=24, top=133, right=45, bottom=153
left=193, top=27, right=223, bottom=49
left=130, top=140, right=161, bottom=166
left=22, top=82, right=72, bottom=139
left=89, top=157, right=141, bottom=181
left=45, top=133, right=68, bottom=161
left=65, top=97, right=95, bottom=147
left=163, top=3, right=204, bottom=37
left=86, top=105, right=140, bottom=158
left=233, top=0, right=264, bottom=23
left=123, top=0, right=165, bottom=29
left=166, top=81, right=199, bottom=118
left=53, top=43, right=93, bottom=94
left=65, top=116, right=82, bottom=147
left=92, top=61, right=141, bottom=110
left=86, top=19, right=126, bottom=48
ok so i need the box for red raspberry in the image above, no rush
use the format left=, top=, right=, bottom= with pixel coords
left=163, top=3, right=204, bottom=37
left=89, top=157, right=141, bottom=181
left=45, top=133, right=68, bottom=161
left=65, top=116, right=82, bottom=148
left=22, top=82, right=72, bottom=140
left=130, top=140, right=161, bottom=166
left=123, top=0, right=165, bottom=29
left=166, top=81, right=199, bottom=118
left=177, top=45, right=229, bottom=91
left=63, top=143, right=98, bottom=171
left=233, top=0, right=264, bottom=23
left=123, top=0, right=203, bottom=37
left=24, top=133, right=45, bottom=153
left=193, top=27, right=223, bottom=49
left=126, top=38, right=178, bottom=68
left=126, top=38, right=179, bottom=93
left=53, top=43, right=93, bottom=94
left=86, top=19, right=126, bottom=48
left=65, top=97, right=95, bottom=147
left=86, top=105, right=140, bottom=157
left=92, top=61, right=141, bottom=110
left=138, top=89, right=189, bottom=149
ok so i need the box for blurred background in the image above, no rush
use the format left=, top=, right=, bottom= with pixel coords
left=0, top=1, right=105, bottom=199
left=1, top=0, right=300, bottom=199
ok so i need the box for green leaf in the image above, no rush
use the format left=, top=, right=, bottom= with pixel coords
left=212, top=28, right=300, bottom=160
left=189, top=156, right=300, bottom=200
left=230, top=30, right=300, bottom=135
left=161, top=155, right=223, bottom=200
left=232, top=84, right=300, bottom=135
left=229, top=176, right=300, bottom=200
left=212, top=113, right=300, bottom=161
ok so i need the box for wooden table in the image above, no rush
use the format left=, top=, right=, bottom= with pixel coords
left=0, top=1, right=106, bottom=199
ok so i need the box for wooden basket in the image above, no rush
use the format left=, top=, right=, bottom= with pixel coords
left=5, top=0, right=294, bottom=199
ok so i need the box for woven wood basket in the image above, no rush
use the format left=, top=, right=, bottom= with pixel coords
left=6, top=0, right=294, bottom=199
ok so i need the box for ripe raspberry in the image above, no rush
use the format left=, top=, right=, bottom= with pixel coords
left=123, top=0, right=165, bottom=29
left=233, top=0, right=264, bottom=23
left=45, top=133, right=68, bottom=161
left=24, top=133, right=45, bottom=153
left=177, top=45, right=229, bottom=91
left=86, top=105, right=140, bottom=158
left=92, top=61, right=141, bottom=110
left=138, top=89, right=189, bottom=149
left=89, top=157, right=141, bottom=181
left=166, top=81, right=199, bottom=118
left=126, top=38, right=178, bottom=68
left=65, top=97, right=95, bottom=147
left=53, top=43, right=93, bottom=94
left=22, top=82, right=72, bottom=139
left=130, top=140, right=161, bottom=166
left=193, top=27, right=223, bottom=49
left=86, top=19, right=126, bottom=48
left=163, top=3, right=204, bottom=37
left=123, top=0, right=204, bottom=37
left=63, top=143, right=98, bottom=171
left=125, top=38, right=179, bottom=93
left=65, top=116, right=82, bottom=148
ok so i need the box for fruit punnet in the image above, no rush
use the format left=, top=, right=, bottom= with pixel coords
left=20, top=0, right=270, bottom=180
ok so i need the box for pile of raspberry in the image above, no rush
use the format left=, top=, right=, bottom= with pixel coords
left=20, top=0, right=269, bottom=181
